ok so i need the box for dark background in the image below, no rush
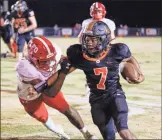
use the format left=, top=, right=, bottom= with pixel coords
left=2, top=0, right=162, bottom=27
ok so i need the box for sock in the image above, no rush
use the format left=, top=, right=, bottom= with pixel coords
left=43, top=116, right=58, bottom=132
left=43, top=116, right=70, bottom=139
left=80, top=126, right=88, bottom=134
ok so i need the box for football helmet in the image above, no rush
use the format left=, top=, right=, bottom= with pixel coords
left=82, top=21, right=111, bottom=56
left=27, top=36, right=57, bottom=72
left=90, top=2, right=106, bottom=20
left=15, top=0, right=28, bottom=13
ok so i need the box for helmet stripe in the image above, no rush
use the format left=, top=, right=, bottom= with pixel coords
left=35, top=37, right=51, bottom=54
left=96, top=2, right=98, bottom=8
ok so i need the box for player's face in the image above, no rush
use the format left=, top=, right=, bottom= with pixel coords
left=85, top=36, right=99, bottom=55
left=93, top=9, right=103, bottom=20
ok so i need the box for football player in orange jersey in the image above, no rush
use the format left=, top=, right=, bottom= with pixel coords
left=11, top=0, right=37, bottom=60
left=67, top=21, right=144, bottom=140
left=78, top=2, right=117, bottom=139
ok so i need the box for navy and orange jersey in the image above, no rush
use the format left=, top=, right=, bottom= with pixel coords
left=67, top=43, right=131, bottom=101
left=11, top=9, right=35, bottom=32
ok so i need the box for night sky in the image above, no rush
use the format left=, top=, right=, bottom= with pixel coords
left=6, top=0, right=162, bottom=28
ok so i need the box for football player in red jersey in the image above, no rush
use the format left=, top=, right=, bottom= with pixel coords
left=16, top=36, right=97, bottom=139
left=66, top=21, right=144, bottom=139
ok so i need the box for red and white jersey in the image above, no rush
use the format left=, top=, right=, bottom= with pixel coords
left=16, top=43, right=62, bottom=101
left=82, top=18, right=116, bottom=32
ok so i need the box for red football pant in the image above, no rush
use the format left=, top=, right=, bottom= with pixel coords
left=19, top=91, right=69, bottom=123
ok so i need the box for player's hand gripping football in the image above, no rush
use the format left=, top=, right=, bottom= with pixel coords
left=60, top=56, right=71, bottom=74
left=127, top=72, right=144, bottom=84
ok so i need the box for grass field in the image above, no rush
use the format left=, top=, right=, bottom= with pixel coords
left=1, top=37, right=161, bottom=139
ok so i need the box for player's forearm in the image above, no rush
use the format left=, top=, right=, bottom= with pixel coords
left=47, top=71, right=59, bottom=86
left=44, top=72, right=66, bottom=97
left=127, top=56, right=143, bottom=74
left=24, top=23, right=37, bottom=32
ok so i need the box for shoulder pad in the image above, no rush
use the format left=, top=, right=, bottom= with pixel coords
left=28, top=10, right=35, bottom=17
left=16, top=59, right=40, bottom=81
left=112, top=43, right=131, bottom=60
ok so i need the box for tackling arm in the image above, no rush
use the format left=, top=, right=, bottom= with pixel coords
left=28, top=70, right=66, bottom=97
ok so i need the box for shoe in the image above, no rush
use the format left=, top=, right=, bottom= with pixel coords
left=83, top=131, right=98, bottom=140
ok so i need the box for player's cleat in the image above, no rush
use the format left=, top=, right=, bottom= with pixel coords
left=83, top=131, right=98, bottom=140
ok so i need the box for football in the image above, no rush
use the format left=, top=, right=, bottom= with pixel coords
left=120, top=62, right=139, bottom=82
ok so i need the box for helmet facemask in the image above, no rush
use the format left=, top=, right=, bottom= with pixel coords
left=37, top=57, right=56, bottom=72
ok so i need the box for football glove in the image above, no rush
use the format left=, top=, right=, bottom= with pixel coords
left=60, top=58, right=71, bottom=74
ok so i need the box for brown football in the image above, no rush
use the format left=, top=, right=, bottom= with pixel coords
left=120, top=62, right=139, bottom=82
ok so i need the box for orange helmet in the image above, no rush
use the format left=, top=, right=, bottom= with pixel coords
left=27, top=36, right=57, bottom=72
left=90, top=2, right=106, bottom=20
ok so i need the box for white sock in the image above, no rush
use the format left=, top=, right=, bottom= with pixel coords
left=80, top=126, right=88, bottom=134
left=43, top=116, right=58, bottom=132
left=43, top=116, right=70, bottom=139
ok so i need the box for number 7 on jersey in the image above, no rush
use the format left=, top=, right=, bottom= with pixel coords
left=94, top=67, right=108, bottom=90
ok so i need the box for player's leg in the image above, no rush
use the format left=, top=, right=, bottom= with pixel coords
left=43, top=91, right=97, bottom=139
left=111, top=93, right=137, bottom=139
left=7, top=24, right=17, bottom=58
left=19, top=96, right=70, bottom=139
left=16, top=34, right=26, bottom=60
left=2, top=24, right=17, bottom=58
left=105, top=118, right=116, bottom=140
left=9, top=38, right=17, bottom=58
left=91, top=102, right=115, bottom=140
left=25, top=31, right=35, bottom=43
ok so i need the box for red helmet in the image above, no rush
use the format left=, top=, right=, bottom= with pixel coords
left=27, top=36, right=57, bottom=72
left=90, top=2, right=106, bottom=20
